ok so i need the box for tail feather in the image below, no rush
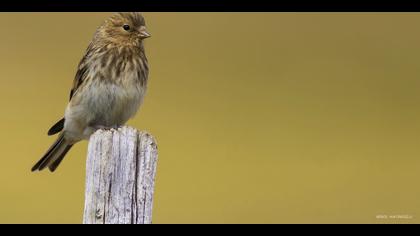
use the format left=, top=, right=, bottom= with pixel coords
left=32, top=134, right=73, bottom=172
left=48, top=144, right=73, bottom=172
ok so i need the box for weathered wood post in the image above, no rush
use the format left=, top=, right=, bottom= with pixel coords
left=83, top=126, right=158, bottom=224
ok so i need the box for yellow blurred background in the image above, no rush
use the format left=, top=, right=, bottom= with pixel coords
left=0, top=13, right=419, bottom=223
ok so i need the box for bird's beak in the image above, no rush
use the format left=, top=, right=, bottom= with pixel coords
left=139, top=27, right=151, bottom=39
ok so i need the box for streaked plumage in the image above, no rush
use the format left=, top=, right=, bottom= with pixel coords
left=32, top=12, right=151, bottom=172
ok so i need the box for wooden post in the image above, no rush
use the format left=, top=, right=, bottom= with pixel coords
left=83, top=126, right=158, bottom=224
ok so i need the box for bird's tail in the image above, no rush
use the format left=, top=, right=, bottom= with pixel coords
left=31, top=133, right=73, bottom=172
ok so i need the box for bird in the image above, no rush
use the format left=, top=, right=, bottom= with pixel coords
left=31, top=12, right=151, bottom=172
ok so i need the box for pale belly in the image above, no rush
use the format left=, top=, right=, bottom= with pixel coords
left=64, top=81, right=146, bottom=141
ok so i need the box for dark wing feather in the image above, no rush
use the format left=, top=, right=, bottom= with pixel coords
left=47, top=118, right=65, bottom=136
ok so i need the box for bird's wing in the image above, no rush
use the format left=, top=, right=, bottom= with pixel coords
left=47, top=118, right=65, bottom=136
left=47, top=44, right=95, bottom=136
left=69, top=43, right=94, bottom=101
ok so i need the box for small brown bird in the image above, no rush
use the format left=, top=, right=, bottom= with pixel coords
left=32, top=12, right=151, bottom=172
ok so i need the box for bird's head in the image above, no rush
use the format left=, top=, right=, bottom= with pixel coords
left=97, top=12, right=151, bottom=47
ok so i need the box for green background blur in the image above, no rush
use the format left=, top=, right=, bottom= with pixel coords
left=0, top=13, right=419, bottom=224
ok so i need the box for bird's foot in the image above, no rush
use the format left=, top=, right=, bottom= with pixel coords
left=92, top=125, right=107, bottom=131
left=93, top=125, right=122, bottom=131
left=111, top=125, right=123, bottom=130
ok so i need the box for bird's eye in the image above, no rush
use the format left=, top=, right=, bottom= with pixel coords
left=123, top=24, right=130, bottom=31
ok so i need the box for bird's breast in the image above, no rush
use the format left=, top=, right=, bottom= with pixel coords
left=87, top=77, right=146, bottom=126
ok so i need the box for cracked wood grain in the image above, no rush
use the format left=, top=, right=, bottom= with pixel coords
left=83, top=126, right=158, bottom=224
